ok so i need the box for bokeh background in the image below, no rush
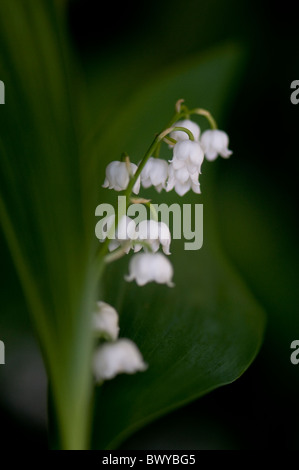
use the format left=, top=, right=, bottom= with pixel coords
left=0, top=0, right=298, bottom=449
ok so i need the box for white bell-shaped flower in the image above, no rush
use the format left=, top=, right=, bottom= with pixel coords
left=201, top=129, right=232, bottom=161
left=166, top=140, right=203, bottom=196
left=93, top=339, right=147, bottom=382
left=106, top=215, right=137, bottom=253
left=171, top=140, right=204, bottom=174
left=102, top=161, right=140, bottom=194
left=170, top=119, right=200, bottom=143
left=125, top=252, right=174, bottom=287
left=140, top=157, right=168, bottom=192
left=134, top=220, right=171, bottom=255
left=166, top=163, right=201, bottom=196
left=93, top=301, right=119, bottom=341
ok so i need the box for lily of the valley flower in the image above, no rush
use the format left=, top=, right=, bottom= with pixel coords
left=93, top=338, right=147, bottom=382
left=201, top=129, right=232, bottom=161
left=103, top=161, right=140, bottom=194
left=93, top=301, right=119, bottom=341
left=125, top=252, right=174, bottom=287
left=167, top=164, right=201, bottom=196
left=140, top=157, right=169, bottom=192
left=171, top=140, right=204, bottom=174
left=170, top=119, right=201, bottom=143
left=166, top=140, right=204, bottom=196
left=134, top=219, right=171, bottom=255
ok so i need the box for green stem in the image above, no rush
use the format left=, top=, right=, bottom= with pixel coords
left=104, top=242, right=131, bottom=263
left=188, top=108, right=218, bottom=129
left=146, top=201, right=159, bottom=222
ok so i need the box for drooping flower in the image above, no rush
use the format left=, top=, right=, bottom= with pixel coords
left=171, top=140, right=204, bottom=174
left=93, top=301, right=119, bottom=341
left=93, top=339, right=147, bottom=382
left=201, top=129, right=232, bottom=161
left=140, top=157, right=169, bottom=193
left=166, top=163, right=201, bottom=196
left=134, top=220, right=171, bottom=255
left=166, top=140, right=203, bottom=196
left=170, top=119, right=200, bottom=143
left=125, top=252, right=174, bottom=287
left=102, top=161, right=140, bottom=194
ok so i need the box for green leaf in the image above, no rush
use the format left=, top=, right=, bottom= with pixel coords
left=0, top=0, right=100, bottom=449
left=91, top=45, right=266, bottom=449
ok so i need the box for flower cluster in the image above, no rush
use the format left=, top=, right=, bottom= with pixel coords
left=93, top=301, right=147, bottom=383
left=103, top=121, right=232, bottom=197
left=96, top=101, right=232, bottom=383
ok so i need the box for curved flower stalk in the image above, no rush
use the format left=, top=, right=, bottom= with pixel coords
left=96, top=99, right=232, bottom=384
left=169, top=119, right=201, bottom=143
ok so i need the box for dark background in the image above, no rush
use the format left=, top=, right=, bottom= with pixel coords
left=0, top=0, right=298, bottom=449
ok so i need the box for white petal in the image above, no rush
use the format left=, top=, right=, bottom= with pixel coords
left=170, top=119, right=200, bottom=142
left=176, top=167, right=190, bottom=184
left=171, top=157, right=186, bottom=170
left=175, top=180, right=192, bottom=196
left=141, top=177, right=152, bottom=189
left=155, top=183, right=164, bottom=193
left=117, top=215, right=136, bottom=241
left=201, top=129, right=232, bottom=160
left=93, top=339, right=147, bottom=382
left=125, top=253, right=174, bottom=287
left=173, top=140, right=191, bottom=161
left=93, top=301, right=119, bottom=341
left=132, top=178, right=141, bottom=195
left=151, top=160, right=168, bottom=186
left=188, top=141, right=204, bottom=167
left=191, top=181, right=201, bottom=194
left=204, top=149, right=218, bottom=161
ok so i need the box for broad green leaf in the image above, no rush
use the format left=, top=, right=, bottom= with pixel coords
left=91, top=46, right=266, bottom=449
left=0, top=0, right=99, bottom=449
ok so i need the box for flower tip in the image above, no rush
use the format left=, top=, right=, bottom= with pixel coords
left=223, top=150, right=233, bottom=158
